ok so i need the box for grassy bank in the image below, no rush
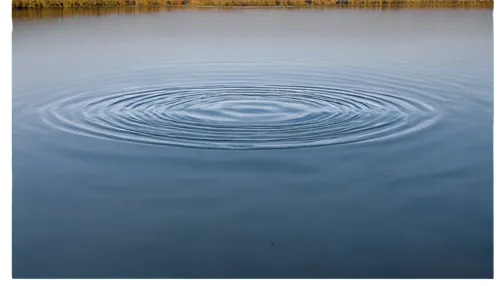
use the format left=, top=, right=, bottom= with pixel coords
left=11, top=0, right=495, bottom=8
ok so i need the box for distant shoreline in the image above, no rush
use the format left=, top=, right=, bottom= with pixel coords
left=11, top=0, right=495, bottom=9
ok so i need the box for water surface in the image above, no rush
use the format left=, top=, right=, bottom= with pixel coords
left=13, top=8, right=493, bottom=278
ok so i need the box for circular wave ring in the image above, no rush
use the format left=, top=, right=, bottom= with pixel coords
left=39, top=85, right=439, bottom=149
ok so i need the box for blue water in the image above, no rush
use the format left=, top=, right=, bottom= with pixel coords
left=12, top=8, right=493, bottom=278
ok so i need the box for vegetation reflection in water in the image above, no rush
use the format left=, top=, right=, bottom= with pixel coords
left=12, top=0, right=495, bottom=9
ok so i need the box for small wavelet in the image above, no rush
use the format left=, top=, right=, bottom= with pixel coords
left=38, top=84, right=439, bottom=150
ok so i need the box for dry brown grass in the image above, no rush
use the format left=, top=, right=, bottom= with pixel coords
left=12, top=0, right=495, bottom=8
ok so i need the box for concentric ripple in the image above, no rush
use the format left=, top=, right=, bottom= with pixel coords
left=39, top=85, right=439, bottom=149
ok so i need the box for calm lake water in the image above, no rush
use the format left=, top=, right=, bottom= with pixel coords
left=12, top=8, right=493, bottom=278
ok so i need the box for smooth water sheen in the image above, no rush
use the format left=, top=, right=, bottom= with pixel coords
left=13, top=8, right=493, bottom=278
